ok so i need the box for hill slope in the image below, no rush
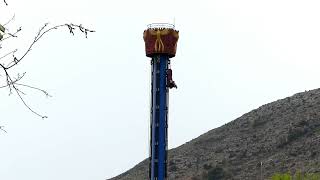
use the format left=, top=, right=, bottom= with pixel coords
left=109, top=89, right=320, bottom=180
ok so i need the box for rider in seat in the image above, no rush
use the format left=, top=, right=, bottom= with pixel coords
left=167, top=68, right=177, bottom=89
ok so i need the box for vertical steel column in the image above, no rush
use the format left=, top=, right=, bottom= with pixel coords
left=144, top=25, right=178, bottom=180
left=150, top=55, right=169, bottom=180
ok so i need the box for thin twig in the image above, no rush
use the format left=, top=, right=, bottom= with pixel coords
left=6, top=23, right=94, bottom=70
left=15, top=83, right=52, bottom=97
left=0, top=126, right=7, bottom=133
left=0, top=69, right=23, bottom=88
left=3, top=14, right=15, bottom=26
left=14, top=83, right=47, bottom=118
left=0, top=49, right=17, bottom=60
left=0, top=27, right=22, bottom=41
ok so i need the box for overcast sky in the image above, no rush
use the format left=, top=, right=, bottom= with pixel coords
left=1, top=0, right=320, bottom=179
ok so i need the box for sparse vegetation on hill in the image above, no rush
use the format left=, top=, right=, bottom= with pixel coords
left=271, top=172, right=320, bottom=180
left=109, top=88, right=320, bottom=180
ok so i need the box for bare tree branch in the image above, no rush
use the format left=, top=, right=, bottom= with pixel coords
left=0, top=126, right=7, bottom=133
left=1, top=1, right=94, bottom=125
left=0, top=22, right=94, bottom=118
left=0, top=26, right=22, bottom=42
left=5, top=23, right=94, bottom=70
left=0, top=49, right=17, bottom=60
left=3, top=14, right=15, bottom=26
left=15, top=83, right=52, bottom=97
left=14, top=82, right=47, bottom=119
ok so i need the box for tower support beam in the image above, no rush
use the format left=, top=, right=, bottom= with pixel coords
left=143, top=24, right=179, bottom=180
left=150, top=55, right=169, bottom=180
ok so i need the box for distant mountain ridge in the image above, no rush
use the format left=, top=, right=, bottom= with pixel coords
left=108, top=88, right=320, bottom=180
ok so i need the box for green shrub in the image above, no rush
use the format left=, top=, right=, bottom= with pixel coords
left=295, top=171, right=303, bottom=180
left=270, top=172, right=320, bottom=180
left=271, top=173, right=291, bottom=180
left=304, top=173, right=320, bottom=180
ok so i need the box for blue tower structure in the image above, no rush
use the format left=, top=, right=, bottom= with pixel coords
left=143, top=23, right=179, bottom=180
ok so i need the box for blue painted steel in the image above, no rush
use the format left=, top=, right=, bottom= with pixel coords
left=150, top=55, right=169, bottom=180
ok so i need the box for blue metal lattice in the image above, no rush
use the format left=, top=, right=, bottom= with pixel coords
left=150, top=55, right=169, bottom=180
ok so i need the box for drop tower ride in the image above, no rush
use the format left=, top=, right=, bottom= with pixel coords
left=143, top=23, right=179, bottom=180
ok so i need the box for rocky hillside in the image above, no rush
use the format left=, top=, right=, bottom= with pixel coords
left=108, top=89, right=320, bottom=180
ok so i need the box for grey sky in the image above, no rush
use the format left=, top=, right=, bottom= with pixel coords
left=1, top=0, right=320, bottom=179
